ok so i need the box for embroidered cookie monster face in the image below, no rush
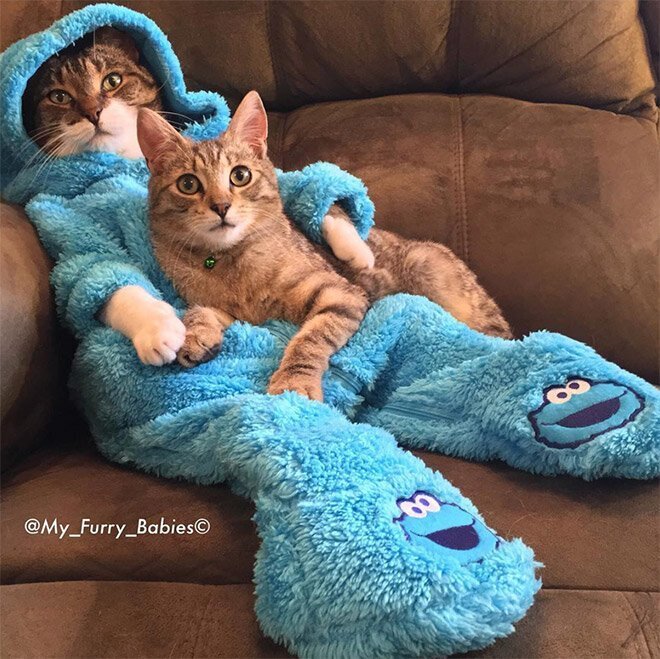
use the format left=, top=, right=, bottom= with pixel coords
left=529, top=378, right=644, bottom=449
left=394, top=492, right=499, bottom=565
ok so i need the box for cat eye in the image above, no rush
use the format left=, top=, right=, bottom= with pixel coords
left=102, top=72, right=123, bottom=91
left=229, top=166, right=252, bottom=187
left=176, top=174, right=202, bottom=195
left=48, top=89, right=72, bottom=105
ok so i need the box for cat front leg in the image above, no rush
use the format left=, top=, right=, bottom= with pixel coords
left=322, top=204, right=375, bottom=270
left=178, top=305, right=234, bottom=367
left=101, top=285, right=186, bottom=367
left=268, top=278, right=368, bottom=401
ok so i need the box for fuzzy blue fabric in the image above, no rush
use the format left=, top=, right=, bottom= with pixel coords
left=2, top=3, right=658, bottom=657
left=278, top=163, right=374, bottom=242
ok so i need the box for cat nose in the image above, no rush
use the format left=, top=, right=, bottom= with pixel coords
left=211, top=202, right=231, bottom=219
left=83, top=108, right=102, bottom=126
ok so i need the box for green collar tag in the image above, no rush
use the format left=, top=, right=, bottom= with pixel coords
left=204, top=256, right=216, bottom=270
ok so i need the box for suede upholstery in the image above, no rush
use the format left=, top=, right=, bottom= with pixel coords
left=1, top=0, right=658, bottom=657
left=0, top=204, right=60, bottom=469
left=48, top=0, right=659, bottom=117
left=3, top=582, right=658, bottom=659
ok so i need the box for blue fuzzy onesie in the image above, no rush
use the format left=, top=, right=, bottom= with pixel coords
left=2, top=5, right=658, bottom=658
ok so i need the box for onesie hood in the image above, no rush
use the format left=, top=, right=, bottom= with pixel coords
left=0, top=3, right=230, bottom=202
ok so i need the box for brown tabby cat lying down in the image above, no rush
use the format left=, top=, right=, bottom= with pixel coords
left=138, top=92, right=511, bottom=401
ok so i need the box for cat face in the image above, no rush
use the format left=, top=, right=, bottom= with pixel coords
left=139, top=91, right=283, bottom=252
left=24, top=27, right=161, bottom=158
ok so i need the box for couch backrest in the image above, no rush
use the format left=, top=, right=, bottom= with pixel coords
left=28, top=0, right=649, bottom=115
left=2, top=1, right=657, bottom=114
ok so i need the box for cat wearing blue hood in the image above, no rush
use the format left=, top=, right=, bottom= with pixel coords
left=1, top=4, right=658, bottom=659
left=22, top=22, right=379, bottom=367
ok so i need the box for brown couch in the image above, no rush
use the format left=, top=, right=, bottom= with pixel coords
left=1, top=1, right=658, bottom=657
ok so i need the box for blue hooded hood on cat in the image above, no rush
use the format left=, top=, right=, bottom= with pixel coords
left=0, top=3, right=231, bottom=202
left=0, top=2, right=374, bottom=243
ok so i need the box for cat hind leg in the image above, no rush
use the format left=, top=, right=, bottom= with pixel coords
left=399, top=242, right=513, bottom=338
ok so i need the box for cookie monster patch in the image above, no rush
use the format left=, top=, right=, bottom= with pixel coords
left=394, top=492, right=499, bottom=565
left=529, top=378, right=644, bottom=449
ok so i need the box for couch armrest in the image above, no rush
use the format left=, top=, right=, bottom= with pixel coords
left=0, top=202, right=61, bottom=470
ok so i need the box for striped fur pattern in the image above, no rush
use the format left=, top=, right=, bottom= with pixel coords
left=139, top=93, right=369, bottom=401
left=354, top=230, right=513, bottom=338
left=25, top=27, right=161, bottom=158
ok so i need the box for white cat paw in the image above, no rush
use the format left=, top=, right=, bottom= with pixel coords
left=344, top=241, right=375, bottom=270
left=322, top=210, right=375, bottom=270
left=132, top=305, right=186, bottom=366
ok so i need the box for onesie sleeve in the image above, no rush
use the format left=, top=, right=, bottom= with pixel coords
left=276, top=162, right=374, bottom=245
left=25, top=182, right=162, bottom=339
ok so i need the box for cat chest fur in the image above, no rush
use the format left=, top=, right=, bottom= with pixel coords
left=154, top=242, right=287, bottom=325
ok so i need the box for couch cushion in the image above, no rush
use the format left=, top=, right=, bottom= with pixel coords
left=0, top=205, right=62, bottom=470
left=0, top=438, right=258, bottom=586
left=453, top=0, right=656, bottom=116
left=1, top=581, right=658, bottom=657
left=269, top=93, right=659, bottom=381
left=0, top=581, right=290, bottom=658
left=2, top=437, right=658, bottom=593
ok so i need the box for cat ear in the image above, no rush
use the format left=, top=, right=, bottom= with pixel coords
left=92, top=27, right=139, bottom=62
left=226, top=91, right=268, bottom=158
left=137, top=109, right=184, bottom=174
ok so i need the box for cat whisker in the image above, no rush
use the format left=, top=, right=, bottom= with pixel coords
left=26, top=146, right=62, bottom=189
left=17, top=148, right=52, bottom=175
left=20, top=132, right=68, bottom=177
left=18, top=129, right=67, bottom=168
left=153, top=77, right=172, bottom=96
left=19, top=125, right=63, bottom=151
left=156, top=110, right=194, bottom=128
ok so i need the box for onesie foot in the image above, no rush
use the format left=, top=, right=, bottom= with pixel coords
left=243, top=394, right=540, bottom=657
left=366, top=332, right=659, bottom=480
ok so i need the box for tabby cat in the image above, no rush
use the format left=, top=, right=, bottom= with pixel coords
left=138, top=92, right=511, bottom=401
left=24, top=26, right=162, bottom=158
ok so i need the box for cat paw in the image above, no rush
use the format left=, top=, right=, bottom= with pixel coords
left=177, top=307, right=225, bottom=368
left=268, top=371, right=324, bottom=401
left=177, top=336, right=222, bottom=368
left=132, top=303, right=186, bottom=367
left=322, top=206, right=375, bottom=269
